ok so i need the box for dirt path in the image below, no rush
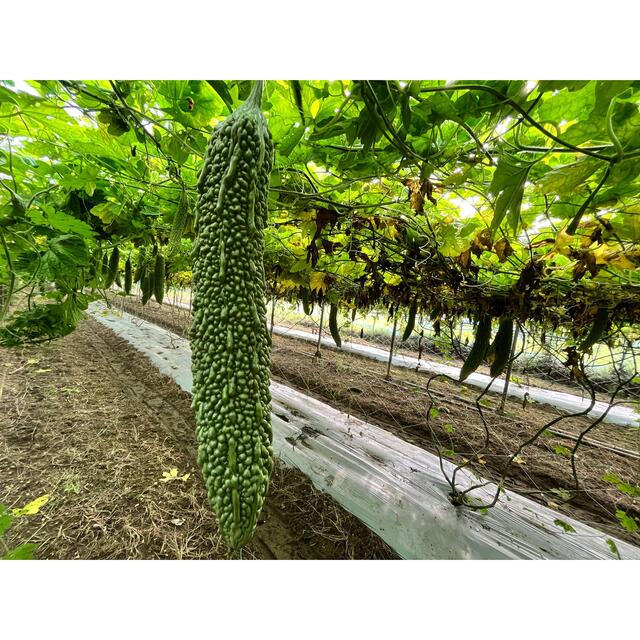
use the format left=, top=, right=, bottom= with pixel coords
left=113, top=294, right=640, bottom=546
left=0, top=317, right=396, bottom=559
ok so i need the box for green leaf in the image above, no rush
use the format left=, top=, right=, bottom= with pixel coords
left=489, top=155, right=532, bottom=236
left=535, top=158, right=604, bottom=196
left=550, top=487, right=572, bottom=501
left=2, top=543, right=37, bottom=560
left=0, top=505, right=13, bottom=537
left=537, top=81, right=590, bottom=93
left=90, top=201, right=121, bottom=224
left=553, top=518, right=576, bottom=533
left=602, top=473, right=640, bottom=497
left=207, top=80, right=234, bottom=111
left=166, top=134, right=191, bottom=165
left=606, top=538, right=621, bottom=559
left=278, top=125, right=305, bottom=157
left=615, top=510, right=639, bottom=534
left=28, top=208, right=95, bottom=239
left=553, top=445, right=572, bottom=458
left=535, top=82, right=595, bottom=123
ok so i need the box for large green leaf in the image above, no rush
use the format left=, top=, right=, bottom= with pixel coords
left=535, top=158, right=604, bottom=195
left=489, top=155, right=533, bottom=236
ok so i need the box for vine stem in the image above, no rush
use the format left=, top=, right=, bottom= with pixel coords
left=498, top=324, right=521, bottom=414
left=0, top=229, right=15, bottom=321
left=420, top=84, right=616, bottom=161
left=385, top=312, right=398, bottom=381
left=314, top=302, right=325, bottom=359
left=566, top=165, right=612, bottom=235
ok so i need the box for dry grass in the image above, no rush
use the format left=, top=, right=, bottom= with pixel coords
left=0, top=318, right=395, bottom=560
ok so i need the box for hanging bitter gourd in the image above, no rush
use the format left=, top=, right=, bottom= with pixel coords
left=580, top=307, right=609, bottom=351
left=401, top=300, right=417, bottom=342
left=489, top=317, right=513, bottom=378
left=459, top=313, right=492, bottom=382
left=300, top=287, right=313, bottom=315
left=190, top=81, right=274, bottom=550
left=154, top=252, right=165, bottom=304
left=134, top=247, right=147, bottom=283
left=167, top=187, right=190, bottom=259
left=105, top=247, right=119, bottom=288
left=124, top=257, right=132, bottom=295
left=141, top=259, right=154, bottom=306
left=329, top=303, right=342, bottom=348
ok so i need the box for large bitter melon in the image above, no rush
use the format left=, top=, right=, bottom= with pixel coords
left=190, top=81, right=274, bottom=549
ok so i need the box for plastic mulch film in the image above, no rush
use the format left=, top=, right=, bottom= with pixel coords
left=165, top=298, right=639, bottom=428
left=89, top=303, right=640, bottom=560
left=270, top=325, right=640, bottom=428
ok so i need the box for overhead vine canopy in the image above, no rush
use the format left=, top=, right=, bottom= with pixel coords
left=1, top=80, right=639, bottom=344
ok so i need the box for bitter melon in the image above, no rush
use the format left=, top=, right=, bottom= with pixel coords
left=154, top=252, right=165, bottom=304
left=134, top=247, right=147, bottom=283
left=167, top=187, right=190, bottom=259
left=459, top=314, right=491, bottom=382
left=105, top=247, right=119, bottom=288
left=141, top=260, right=154, bottom=306
left=329, top=303, right=342, bottom=348
left=190, top=81, right=274, bottom=550
left=300, top=287, right=312, bottom=315
left=580, top=307, right=609, bottom=351
left=489, top=317, right=513, bottom=378
left=401, top=300, right=417, bottom=342
left=101, top=252, right=109, bottom=279
left=124, top=257, right=132, bottom=295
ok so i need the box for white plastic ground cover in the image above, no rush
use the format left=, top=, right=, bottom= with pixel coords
left=273, top=326, right=640, bottom=428
left=88, top=302, right=640, bottom=559
left=161, top=297, right=640, bottom=428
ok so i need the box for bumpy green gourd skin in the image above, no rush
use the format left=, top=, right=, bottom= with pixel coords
left=154, top=253, right=165, bottom=304
left=141, top=261, right=154, bottom=306
left=402, top=301, right=417, bottom=342
left=328, top=303, right=342, bottom=348
left=124, top=257, right=132, bottom=295
left=168, top=189, right=190, bottom=259
left=580, top=308, right=609, bottom=350
left=459, top=314, right=491, bottom=381
left=101, top=253, right=109, bottom=279
left=191, top=83, right=274, bottom=550
left=134, top=247, right=147, bottom=283
left=105, top=247, right=119, bottom=288
left=489, top=317, right=513, bottom=378
left=300, top=287, right=312, bottom=315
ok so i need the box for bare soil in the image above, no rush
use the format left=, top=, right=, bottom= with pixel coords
left=114, top=294, right=640, bottom=547
left=0, top=317, right=396, bottom=559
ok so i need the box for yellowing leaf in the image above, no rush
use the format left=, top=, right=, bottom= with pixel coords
left=161, top=468, right=179, bottom=482
left=278, top=278, right=300, bottom=291
left=309, top=271, right=328, bottom=293
left=554, top=229, right=574, bottom=256
left=610, top=254, right=637, bottom=271
left=12, top=494, right=50, bottom=517
left=513, top=455, right=526, bottom=465
left=310, top=99, right=321, bottom=119
left=592, top=246, right=638, bottom=270
left=160, top=468, right=190, bottom=483
left=383, top=272, right=402, bottom=286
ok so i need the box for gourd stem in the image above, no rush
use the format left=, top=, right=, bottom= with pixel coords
left=247, top=81, right=265, bottom=110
